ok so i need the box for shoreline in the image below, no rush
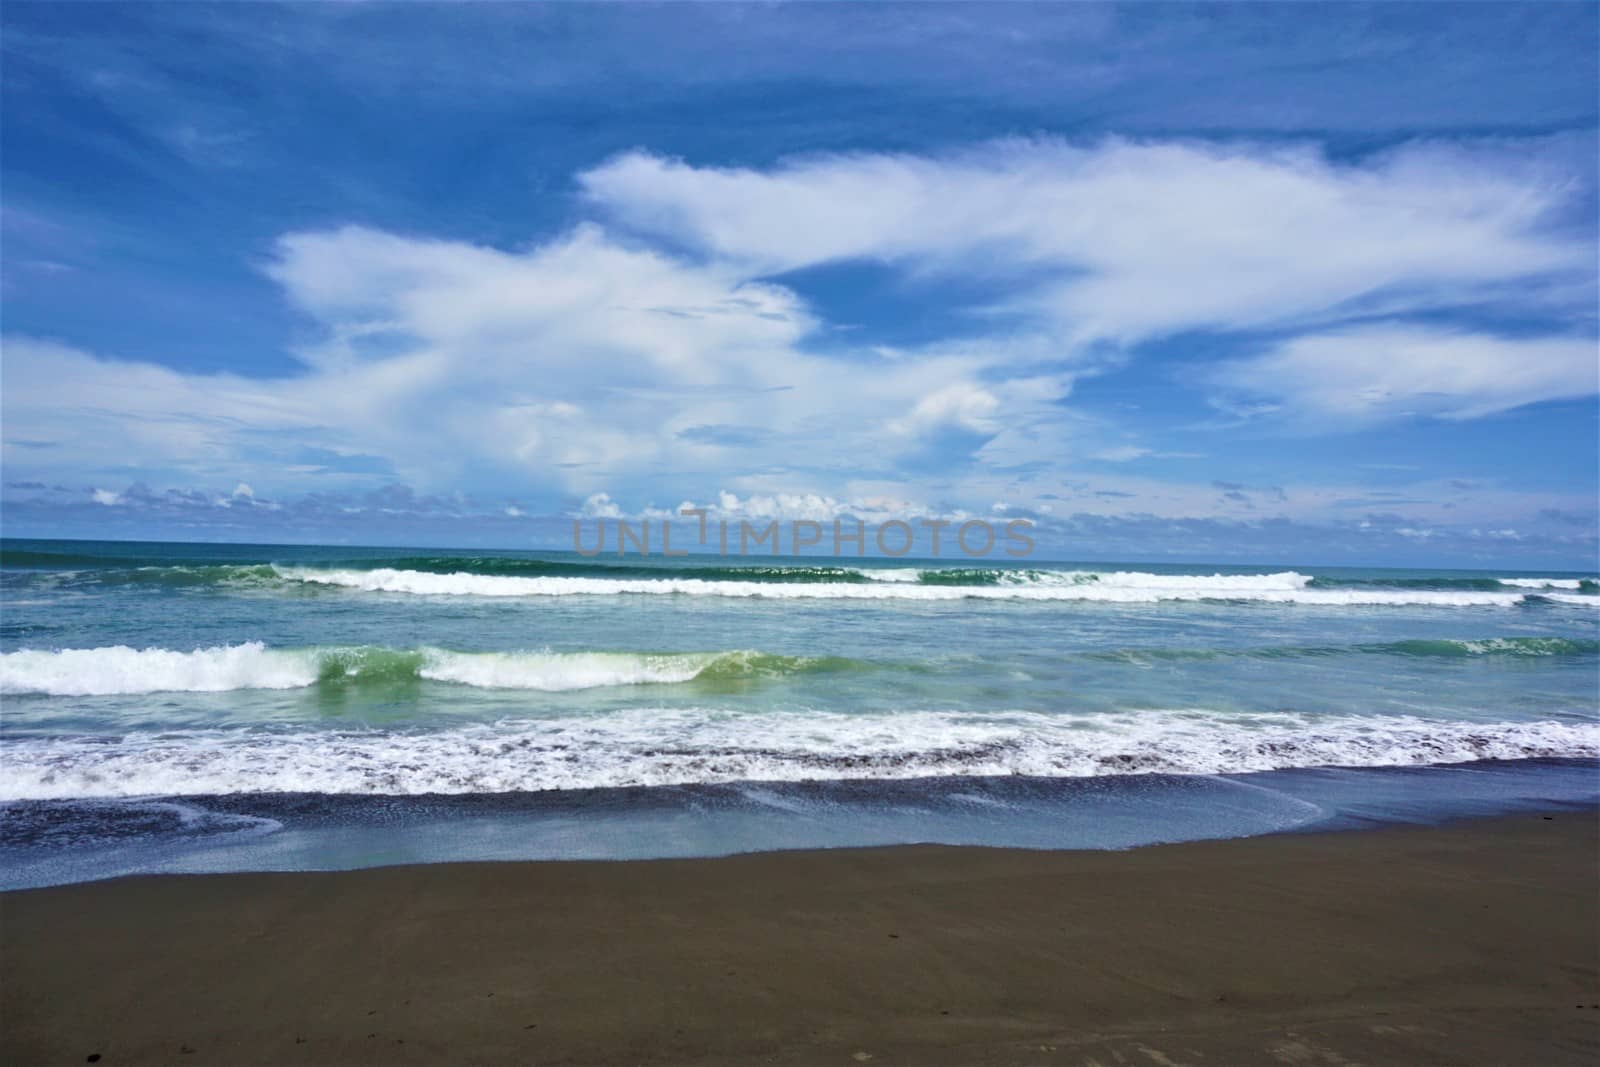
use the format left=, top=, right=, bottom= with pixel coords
left=7, top=758, right=1598, bottom=891
left=4, top=812, right=1598, bottom=1065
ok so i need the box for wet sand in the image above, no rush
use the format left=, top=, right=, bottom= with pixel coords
left=3, top=812, right=1597, bottom=1066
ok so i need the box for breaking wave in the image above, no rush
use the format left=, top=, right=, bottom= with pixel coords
left=5, top=634, right=1594, bottom=698
left=1496, top=577, right=1591, bottom=590
left=0, top=643, right=853, bottom=697
left=269, top=565, right=1599, bottom=606
left=7, top=546, right=1595, bottom=606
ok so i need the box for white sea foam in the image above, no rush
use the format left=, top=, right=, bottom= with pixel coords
left=1498, top=577, right=1586, bottom=590
left=858, top=568, right=922, bottom=582
left=0, top=643, right=316, bottom=696
left=271, top=566, right=1572, bottom=607
left=1, top=709, right=1593, bottom=799
left=0, top=644, right=776, bottom=696
left=418, top=650, right=718, bottom=690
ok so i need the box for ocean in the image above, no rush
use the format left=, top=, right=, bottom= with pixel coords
left=2, top=537, right=1597, bottom=888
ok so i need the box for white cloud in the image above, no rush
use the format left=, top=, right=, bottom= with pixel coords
left=268, top=224, right=1069, bottom=492
left=1, top=337, right=321, bottom=483
left=577, top=492, right=623, bottom=519
left=562, top=489, right=974, bottom=524
left=5, top=218, right=1062, bottom=503
left=4, top=136, right=1594, bottom=531
left=582, top=138, right=1591, bottom=343
left=890, top=381, right=1001, bottom=437
left=692, top=490, right=976, bottom=524
left=1213, top=325, right=1599, bottom=421
left=1091, top=445, right=1152, bottom=462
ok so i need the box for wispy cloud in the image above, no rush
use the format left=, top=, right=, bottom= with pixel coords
left=1212, top=325, right=1599, bottom=422
left=582, top=138, right=1593, bottom=343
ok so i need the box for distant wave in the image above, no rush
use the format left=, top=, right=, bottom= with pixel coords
left=1309, top=574, right=1597, bottom=593
left=1496, top=577, right=1589, bottom=590
left=1081, top=636, right=1600, bottom=664
left=0, top=643, right=854, bottom=697
left=271, top=566, right=1600, bottom=606
left=1, top=548, right=191, bottom=569
left=2, top=562, right=283, bottom=593
left=2, top=709, right=1594, bottom=799
left=274, top=564, right=1317, bottom=599
left=6, top=550, right=1596, bottom=606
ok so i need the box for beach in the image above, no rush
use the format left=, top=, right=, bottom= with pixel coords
left=4, top=812, right=1597, bottom=1066
left=5, top=2, right=1599, bottom=1063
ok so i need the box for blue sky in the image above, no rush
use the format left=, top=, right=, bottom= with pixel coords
left=2, top=2, right=1596, bottom=567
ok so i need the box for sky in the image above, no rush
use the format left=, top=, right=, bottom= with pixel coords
left=1, top=1, right=1597, bottom=567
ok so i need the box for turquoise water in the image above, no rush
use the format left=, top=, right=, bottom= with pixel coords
left=1, top=538, right=1596, bottom=885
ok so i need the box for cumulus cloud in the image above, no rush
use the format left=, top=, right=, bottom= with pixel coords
left=4, top=228, right=1025, bottom=499
left=693, top=490, right=976, bottom=524
left=576, top=492, right=624, bottom=519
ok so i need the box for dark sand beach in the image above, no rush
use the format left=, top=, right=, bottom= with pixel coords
left=3, top=813, right=1597, bottom=1066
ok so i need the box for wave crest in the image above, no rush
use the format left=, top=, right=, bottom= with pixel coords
left=0, top=644, right=844, bottom=697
